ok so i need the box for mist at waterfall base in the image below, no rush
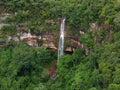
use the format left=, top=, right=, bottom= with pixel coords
left=57, top=19, right=65, bottom=62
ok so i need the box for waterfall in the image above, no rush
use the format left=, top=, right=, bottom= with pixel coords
left=58, top=19, right=65, bottom=62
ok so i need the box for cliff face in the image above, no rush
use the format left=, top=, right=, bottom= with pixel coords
left=0, top=13, right=112, bottom=52
left=18, top=30, right=82, bottom=52
left=0, top=12, right=83, bottom=52
left=90, top=22, right=112, bottom=43
left=0, top=25, right=111, bottom=53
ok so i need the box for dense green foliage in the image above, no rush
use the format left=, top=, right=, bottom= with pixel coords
left=1, top=0, right=119, bottom=34
left=0, top=42, right=55, bottom=90
left=0, top=0, right=120, bottom=90
left=0, top=25, right=16, bottom=35
left=52, top=38, right=120, bottom=90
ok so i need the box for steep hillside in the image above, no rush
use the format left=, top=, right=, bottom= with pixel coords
left=0, top=0, right=120, bottom=90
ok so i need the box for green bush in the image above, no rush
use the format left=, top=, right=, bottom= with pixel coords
left=0, top=25, right=16, bottom=35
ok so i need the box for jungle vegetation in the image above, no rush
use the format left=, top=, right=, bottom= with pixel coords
left=0, top=0, right=120, bottom=90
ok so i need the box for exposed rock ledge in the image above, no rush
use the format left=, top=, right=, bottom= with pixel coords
left=3, top=30, right=82, bottom=52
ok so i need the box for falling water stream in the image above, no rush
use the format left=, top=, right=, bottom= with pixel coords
left=58, top=19, right=65, bottom=62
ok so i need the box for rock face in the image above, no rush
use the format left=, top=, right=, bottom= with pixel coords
left=0, top=13, right=87, bottom=53
left=11, top=22, right=112, bottom=53
left=1, top=22, right=111, bottom=54
left=41, top=31, right=57, bottom=50
left=20, top=32, right=38, bottom=47
left=89, top=22, right=112, bottom=43
left=64, top=36, right=83, bottom=52
left=13, top=30, right=82, bottom=52
left=0, top=13, right=112, bottom=53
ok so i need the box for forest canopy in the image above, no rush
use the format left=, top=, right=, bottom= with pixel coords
left=0, top=0, right=120, bottom=90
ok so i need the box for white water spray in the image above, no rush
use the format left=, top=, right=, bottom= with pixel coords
left=58, top=19, right=65, bottom=62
